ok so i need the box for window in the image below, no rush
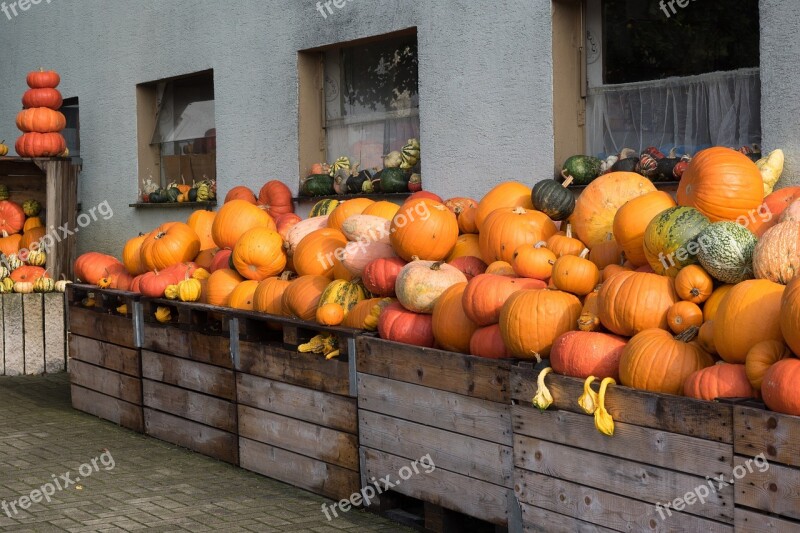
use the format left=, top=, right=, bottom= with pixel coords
left=298, top=29, right=419, bottom=180
left=136, top=71, right=216, bottom=202
left=61, top=97, right=79, bottom=157
left=583, top=0, right=761, bottom=158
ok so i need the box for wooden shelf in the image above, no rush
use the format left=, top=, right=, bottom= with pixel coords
left=129, top=201, right=217, bottom=209
left=293, top=192, right=412, bottom=202
left=567, top=180, right=680, bottom=191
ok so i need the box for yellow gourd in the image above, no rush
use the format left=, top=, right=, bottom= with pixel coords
left=532, top=367, right=554, bottom=410
left=756, top=149, right=784, bottom=196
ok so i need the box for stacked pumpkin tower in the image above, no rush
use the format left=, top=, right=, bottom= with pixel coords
left=15, top=69, right=67, bottom=157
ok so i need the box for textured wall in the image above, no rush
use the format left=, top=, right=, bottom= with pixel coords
left=0, top=0, right=553, bottom=256
left=760, top=0, right=800, bottom=189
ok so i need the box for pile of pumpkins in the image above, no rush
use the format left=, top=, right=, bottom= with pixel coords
left=74, top=146, right=800, bottom=417
left=15, top=69, right=68, bottom=158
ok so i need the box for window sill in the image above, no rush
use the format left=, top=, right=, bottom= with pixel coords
left=129, top=201, right=217, bottom=209
left=293, top=192, right=412, bottom=202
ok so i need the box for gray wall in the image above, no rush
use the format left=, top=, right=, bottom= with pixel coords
left=759, top=0, right=800, bottom=189
left=0, top=0, right=553, bottom=256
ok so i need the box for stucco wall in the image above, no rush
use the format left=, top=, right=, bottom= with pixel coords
left=0, top=0, right=554, bottom=256
left=760, top=0, right=800, bottom=189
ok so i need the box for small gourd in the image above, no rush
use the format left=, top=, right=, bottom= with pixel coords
left=26, top=249, right=46, bottom=267
left=22, top=199, right=41, bottom=217
left=13, top=281, right=34, bottom=294
left=33, top=276, right=55, bottom=293
left=164, top=284, right=180, bottom=300
left=54, top=279, right=72, bottom=292
left=177, top=278, right=202, bottom=302
left=154, top=306, right=171, bottom=323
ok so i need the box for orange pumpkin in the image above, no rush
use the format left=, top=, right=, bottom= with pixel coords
left=462, top=273, right=546, bottom=326
left=469, top=324, right=509, bottom=359
left=0, top=232, right=21, bottom=256
left=696, top=321, right=716, bottom=354
left=613, top=190, right=677, bottom=266
left=746, top=340, right=791, bottom=390
left=253, top=272, right=295, bottom=316
left=572, top=172, right=657, bottom=248
left=684, top=363, right=756, bottom=400
left=485, top=261, right=517, bottom=277
left=457, top=205, right=479, bottom=234
left=19, top=226, right=45, bottom=252
left=378, top=302, right=435, bottom=347
left=227, top=280, right=260, bottom=310
left=122, top=233, right=149, bottom=275
left=432, top=282, right=478, bottom=353
left=601, top=263, right=632, bottom=282
left=551, top=249, right=600, bottom=296
left=390, top=199, right=459, bottom=262
left=0, top=201, right=26, bottom=235
left=546, top=224, right=585, bottom=258
left=231, top=227, right=286, bottom=281
left=762, top=358, right=800, bottom=416
left=550, top=331, right=628, bottom=380
left=512, top=241, right=555, bottom=280
left=140, top=222, right=201, bottom=272
left=206, top=269, right=244, bottom=307
left=187, top=210, right=217, bottom=250
left=474, top=182, right=533, bottom=230
left=619, top=327, right=715, bottom=395
left=447, top=234, right=482, bottom=261
left=74, top=252, right=124, bottom=285
left=780, top=276, right=800, bottom=355
left=577, top=286, right=602, bottom=332
left=316, top=303, right=345, bottom=326
left=677, top=147, right=764, bottom=222
left=275, top=213, right=302, bottom=242
left=674, top=265, right=714, bottom=304
left=479, top=207, right=557, bottom=264
left=257, top=180, right=294, bottom=218
left=752, top=221, right=800, bottom=285
left=588, top=233, right=623, bottom=270
left=10, top=265, right=47, bottom=283
left=293, top=228, right=348, bottom=279
left=713, top=279, right=785, bottom=364
left=23, top=216, right=43, bottom=232
left=224, top=186, right=257, bottom=204
left=444, top=197, right=478, bottom=216
left=667, top=301, right=704, bottom=334
left=15, top=132, right=65, bottom=157
left=597, top=271, right=678, bottom=336
left=362, top=200, right=400, bottom=221
left=15, top=107, right=66, bottom=133
left=211, top=199, right=276, bottom=250
left=282, top=275, right=330, bottom=321
left=327, top=198, right=374, bottom=232
left=342, top=297, right=392, bottom=330
left=194, top=247, right=218, bottom=270
left=703, top=284, right=734, bottom=321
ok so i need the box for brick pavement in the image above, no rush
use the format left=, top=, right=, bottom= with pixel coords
left=0, top=374, right=410, bottom=532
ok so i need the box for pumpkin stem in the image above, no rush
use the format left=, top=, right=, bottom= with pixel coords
left=534, top=241, right=548, bottom=249
left=512, top=206, right=528, bottom=215
left=690, top=287, right=700, bottom=297
left=579, top=248, right=590, bottom=259
left=560, top=169, right=572, bottom=182
left=279, top=270, right=296, bottom=281
left=430, top=261, right=444, bottom=271
left=675, top=326, right=700, bottom=343
left=604, top=232, right=613, bottom=242
left=565, top=224, right=573, bottom=239
left=411, top=255, right=421, bottom=262
left=155, top=231, right=166, bottom=240
left=561, top=176, right=574, bottom=188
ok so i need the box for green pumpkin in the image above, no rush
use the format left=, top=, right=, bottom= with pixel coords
left=562, top=155, right=603, bottom=186
left=300, top=174, right=335, bottom=197
left=149, top=189, right=168, bottom=203
left=22, top=199, right=41, bottom=217
left=378, top=168, right=409, bottom=193
left=165, top=187, right=181, bottom=202
left=0, top=185, right=9, bottom=201
left=310, top=199, right=339, bottom=217
left=643, top=206, right=710, bottom=277
left=346, top=170, right=375, bottom=194
left=188, top=188, right=198, bottom=202
left=697, top=222, right=757, bottom=284
left=531, top=179, right=575, bottom=221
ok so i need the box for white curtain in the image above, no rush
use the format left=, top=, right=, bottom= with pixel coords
left=586, top=68, right=761, bottom=158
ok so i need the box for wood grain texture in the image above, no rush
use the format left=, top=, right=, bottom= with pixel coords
left=512, top=365, right=733, bottom=442
left=142, top=323, right=191, bottom=357
left=144, top=408, right=238, bottom=465
left=69, top=359, right=142, bottom=404
left=733, top=456, right=800, bottom=520
left=143, top=379, right=236, bottom=433
left=734, top=507, right=800, bottom=532
left=513, top=404, right=732, bottom=478
left=357, top=336, right=512, bottom=403
left=361, top=447, right=510, bottom=526
left=44, top=292, right=66, bottom=373
left=189, top=332, right=232, bottom=368
left=519, top=502, right=621, bottom=533
left=236, top=373, right=356, bottom=433
left=70, top=384, right=143, bottom=432
left=239, top=437, right=359, bottom=501
left=734, top=406, right=800, bottom=467
left=141, top=350, right=235, bottom=400
left=358, top=373, right=512, bottom=446
left=514, top=434, right=733, bottom=523
left=69, top=334, right=140, bottom=377
left=359, top=410, right=512, bottom=487
left=69, top=307, right=135, bottom=348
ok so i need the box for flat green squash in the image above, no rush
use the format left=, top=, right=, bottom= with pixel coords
left=377, top=167, right=410, bottom=193
left=562, top=155, right=603, bottom=186
left=300, top=174, right=335, bottom=197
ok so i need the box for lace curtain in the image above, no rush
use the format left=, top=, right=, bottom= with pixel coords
left=586, top=68, right=761, bottom=158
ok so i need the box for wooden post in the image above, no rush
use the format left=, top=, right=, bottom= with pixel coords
left=44, top=292, right=66, bottom=373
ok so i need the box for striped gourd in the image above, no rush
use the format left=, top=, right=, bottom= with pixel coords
left=643, top=207, right=710, bottom=277
left=697, top=221, right=757, bottom=283
left=310, top=199, right=339, bottom=217
left=318, top=278, right=370, bottom=316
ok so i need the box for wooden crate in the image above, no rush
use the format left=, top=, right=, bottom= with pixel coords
left=511, top=364, right=735, bottom=532
left=357, top=336, right=518, bottom=531
left=140, top=298, right=238, bottom=464
left=0, top=292, right=66, bottom=376
left=67, top=283, right=144, bottom=432
left=0, top=157, right=80, bottom=281
left=233, top=309, right=361, bottom=501
left=733, top=403, right=800, bottom=531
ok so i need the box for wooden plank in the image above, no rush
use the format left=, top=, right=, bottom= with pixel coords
left=144, top=408, right=237, bottom=465
left=358, top=374, right=512, bottom=446
left=513, top=405, right=732, bottom=478
left=68, top=334, right=140, bottom=377
left=143, top=380, right=236, bottom=433
left=735, top=507, right=800, bottom=532
left=515, top=469, right=733, bottom=532
left=236, top=373, right=356, bottom=434
left=22, top=294, right=45, bottom=375
left=519, top=502, right=619, bottom=533
left=734, top=456, right=800, bottom=520
left=141, top=351, right=235, bottom=400
left=357, top=336, right=512, bottom=403
left=361, top=447, right=510, bottom=526
left=189, top=332, right=232, bottom=368
left=359, top=410, right=512, bottom=487
left=514, top=435, right=733, bottom=523
left=239, top=437, right=359, bottom=501
left=3, top=293, right=23, bottom=376
left=734, top=405, right=800, bottom=467
left=512, top=366, right=733, bottom=443
left=43, top=292, right=65, bottom=373
left=238, top=405, right=358, bottom=470
left=70, top=384, right=143, bottom=432
left=68, top=307, right=135, bottom=348
left=142, top=323, right=191, bottom=357
left=237, top=340, right=350, bottom=396
left=69, top=359, right=142, bottom=404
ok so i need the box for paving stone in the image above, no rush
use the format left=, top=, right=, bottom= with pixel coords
left=0, top=373, right=411, bottom=532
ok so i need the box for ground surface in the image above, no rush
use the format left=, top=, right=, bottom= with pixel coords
left=0, top=373, right=410, bottom=532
